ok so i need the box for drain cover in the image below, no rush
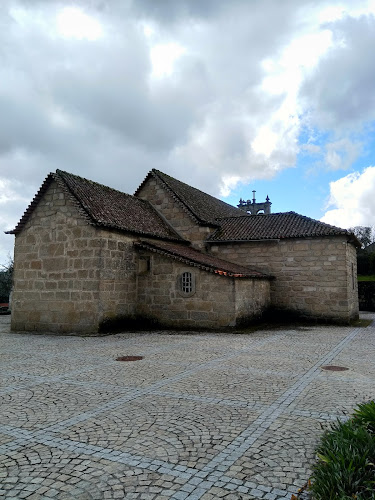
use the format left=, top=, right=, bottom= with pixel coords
left=116, top=356, right=143, bottom=362
left=321, top=365, right=348, bottom=371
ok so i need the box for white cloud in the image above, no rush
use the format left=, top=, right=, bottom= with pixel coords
left=324, top=138, right=362, bottom=170
left=150, top=42, right=186, bottom=78
left=56, top=7, right=103, bottom=41
left=2, top=0, right=375, bottom=263
left=321, top=166, right=375, bottom=228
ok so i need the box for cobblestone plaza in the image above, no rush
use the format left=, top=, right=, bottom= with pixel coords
left=1, top=314, right=374, bottom=499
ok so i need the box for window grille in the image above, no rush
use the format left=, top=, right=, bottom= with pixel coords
left=181, top=272, right=193, bottom=294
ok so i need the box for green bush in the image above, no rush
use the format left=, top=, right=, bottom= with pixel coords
left=354, top=401, right=375, bottom=435
left=309, top=401, right=375, bottom=500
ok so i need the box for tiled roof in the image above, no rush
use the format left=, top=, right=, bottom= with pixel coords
left=135, top=240, right=271, bottom=279
left=8, top=170, right=183, bottom=241
left=135, top=169, right=244, bottom=225
left=207, top=212, right=360, bottom=244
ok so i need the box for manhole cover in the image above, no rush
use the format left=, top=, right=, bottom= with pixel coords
left=116, top=356, right=143, bottom=362
left=321, top=365, right=348, bottom=371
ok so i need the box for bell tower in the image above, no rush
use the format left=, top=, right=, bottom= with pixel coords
left=238, top=191, right=271, bottom=215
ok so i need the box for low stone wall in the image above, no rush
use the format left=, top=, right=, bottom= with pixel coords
left=358, top=281, right=375, bottom=311
left=136, top=251, right=271, bottom=329
left=209, top=236, right=359, bottom=324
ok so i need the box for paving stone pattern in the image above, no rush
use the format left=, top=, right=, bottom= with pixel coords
left=1, top=313, right=375, bottom=499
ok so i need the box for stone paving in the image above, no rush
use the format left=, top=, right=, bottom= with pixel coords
left=1, top=313, right=375, bottom=500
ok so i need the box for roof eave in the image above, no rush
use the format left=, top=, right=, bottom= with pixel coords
left=207, top=233, right=360, bottom=244
left=95, top=221, right=186, bottom=243
left=135, top=241, right=271, bottom=279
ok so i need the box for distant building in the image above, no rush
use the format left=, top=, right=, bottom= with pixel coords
left=7, top=169, right=359, bottom=333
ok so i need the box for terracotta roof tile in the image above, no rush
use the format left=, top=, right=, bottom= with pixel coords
left=8, top=170, right=183, bottom=241
left=208, top=212, right=359, bottom=243
left=135, top=240, right=271, bottom=279
left=136, top=169, right=244, bottom=225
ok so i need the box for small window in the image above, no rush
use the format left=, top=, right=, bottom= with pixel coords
left=178, top=270, right=196, bottom=297
left=182, top=271, right=193, bottom=293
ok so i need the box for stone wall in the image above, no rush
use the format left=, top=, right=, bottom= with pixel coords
left=234, top=278, right=271, bottom=325
left=209, top=236, right=358, bottom=323
left=11, top=181, right=139, bottom=333
left=137, top=178, right=213, bottom=249
left=12, top=181, right=101, bottom=333
left=346, top=242, right=359, bottom=318
left=136, top=250, right=271, bottom=328
left=97, top=230, right=137, bottom=327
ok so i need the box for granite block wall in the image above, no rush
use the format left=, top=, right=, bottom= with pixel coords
left=11, top=181, right=138, bottom=333
left=137, top=178, right=213, bottom=249
left=209, top=236, right=358, bottom=323
left=136, top=251, right=271, bottom=328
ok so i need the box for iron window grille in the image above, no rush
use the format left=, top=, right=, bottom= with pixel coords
left=182, top=271, right=193, bottom=294
left=178, top=270, right=195, bottom=297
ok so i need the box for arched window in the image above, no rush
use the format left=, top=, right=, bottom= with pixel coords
left=182, top=271, right=193, bottom=293
left=178, top=271, right=196, bottom=297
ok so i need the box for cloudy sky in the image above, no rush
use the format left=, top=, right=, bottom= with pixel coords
left=1, top=0, right=375, bottom=264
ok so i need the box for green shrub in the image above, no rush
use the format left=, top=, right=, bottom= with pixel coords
left=309, top=401, right=375, bottom=500
left=353, top=401, right=375, bottom=435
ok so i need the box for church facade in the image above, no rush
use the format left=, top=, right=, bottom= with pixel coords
left=8, top=169, right=359, bottom=333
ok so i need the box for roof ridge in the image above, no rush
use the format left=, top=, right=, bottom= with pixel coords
left=53, top=170, right=98, bottom=226
left=134, top=169, right=205, bottom=225
left=152, top=168, right=244, bottom=214
left=215, top=210, right=351, bottom=232
left=8, top=170, right=184, bottom=241
left=214, top=211, right=291, bottom=221
left=137, top=168, right=244, bottom=225
left=55, top=169, right=161, bottom=226
left=56, top=169, right=138, bottom=200
left=207, top=211, right=358, bottom=244
left=151, top=169, right=204, bottom=225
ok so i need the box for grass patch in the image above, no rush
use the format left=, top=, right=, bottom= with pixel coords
left=308, top=401, right=375, bottom=500
left=358, top=275, right=375, bottom=282
left=350, top=318, right=373, bottom=328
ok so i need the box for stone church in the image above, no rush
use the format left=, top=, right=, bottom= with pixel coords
left=8, top=169, right=359, bottom=333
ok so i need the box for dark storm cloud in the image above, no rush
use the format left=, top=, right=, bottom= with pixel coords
left=301, top=13, right=375, bottom=129
left=2, top=0, right=375, bottom=260
left=0, top=0, right=302, bottom=191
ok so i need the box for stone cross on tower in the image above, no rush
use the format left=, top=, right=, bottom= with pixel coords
left=237, top=191, right=271, bottom=215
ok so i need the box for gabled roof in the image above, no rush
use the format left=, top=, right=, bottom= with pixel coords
left=135, top=169, right=244, bottom=226
left=135, top=240, right=271, bottom=279
left=207, top=212, right=360, bottom=245
left=8, top=170, right=183, bottom=241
